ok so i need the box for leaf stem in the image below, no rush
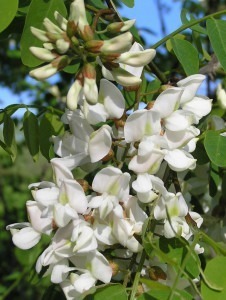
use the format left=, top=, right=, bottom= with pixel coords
left=151, top=9, right=226, bottom=49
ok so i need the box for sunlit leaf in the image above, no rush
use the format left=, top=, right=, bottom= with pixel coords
left=120, top=0, right=134, bottom=8
left=0, top=0, right=18, bottom=33
left=201, top=256, right=226, bottom=299
left=207, top=19, right=226, bottom=72
left=20, top=0, right=67, bottom=67
left=171, top=38, right=199, bottom=75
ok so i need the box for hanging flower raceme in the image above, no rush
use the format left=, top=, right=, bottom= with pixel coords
left=29, top=0, right=156, bottom=111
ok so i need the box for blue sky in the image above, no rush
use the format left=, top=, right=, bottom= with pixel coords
left=0, top=0, right=183, bottom=116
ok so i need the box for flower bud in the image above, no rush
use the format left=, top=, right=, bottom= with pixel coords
left=80, top=24, right=94, bottom=41
left=66, top=73, right=83, bottom=110
left=110, top=67, right=142, bottom=87
left=56, top=38, right=70, bottom=54
left=107, top=19, right=136, bottom=33
left=217, top=84, right=226, bottom=110
left=30, top=46, right=57, bottom=61
left=100, top=32, right=133, bottom=54
left=85, top=40, right=104, bottom=54
left=108, top=260, right=119, bottom=276
left=83, top=64, right=98, bottom=104
left=101, top=148, right=114, bottom=162
left=54, top=11, right=68, bottom=31
left=30, top=26, right=49, bottom=42
left=149, top=266, right=167, bottom=281
left=76, top=179, right=90, bottom=192
left=43, top=17, right=63, bottom=34
left=69, top=0, right=89, bottom=33
left=115, top=49, right=156, bottom=67
left=29, top=63, right=58, bottom=80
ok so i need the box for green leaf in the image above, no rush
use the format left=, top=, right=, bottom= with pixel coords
left=201, top=256, right=226, bottom=299
left=209, top=163, right=220, bottom=197
left=192, top=140, right=209, bottom=165
left=23, top=110, right=39, bottom=162
left=207, top=19, right=226, bottom=72
left=85, top=284, right=128, bottom=300
left=3, top=114, right=17, bottom=161
left=20, top=0, right=67, bottom=67
left=0, top=0, right=18, bottom=33
left=222, top=172, right=226, bottom=199
left=39, top=111, right=64, bottom=160
left=158, top=237, right=200, bottom=279
left=180, top=9, right=207, bottom=35
left=143, top=79, right=161, bottom=103
left=120, top=0, right=134, bottom=8
left=63, top=61, right=80, bottom=74
left=171, top=38, right=199, bottom=75
left=204, top=130, right=226, bottom=167
left=138, top=284, right=193, bottom=300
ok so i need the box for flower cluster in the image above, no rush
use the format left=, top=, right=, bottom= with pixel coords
left=7, top=0, right=213, bottom=299
left=29, top=0, right=156, bottom=110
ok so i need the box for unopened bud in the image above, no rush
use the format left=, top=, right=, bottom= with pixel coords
left=43, top=17, right=63, bottom=34
left=80, top=24, right=94, bottom=41
left=66, top=20, right=78, bottom=38
left=52, top=55, right=70, bottom=70
left=30, top=46, right=57, bottom=61
left=101, top=148, right=114, bottom=162
left=136, top=284, right=144, bottom=297
left=111, top=67, right=142, bottom=87
left=146, top=101, right=155, bottom=110
left=107, top=19, right=136, bottom=33
left=100, top=53, right=120, bottom=63
left=115, top=49, right=156, bottom=67
left=30, top=26, right=49, bottom=42
left=66, top=74, right=83, bottom=110
left=54, top=11, right=68, bottom=31
left=217, top=84, right=226, bottom=110
left=114, top=113, right=127, bottom=129
left=85, top=40, right=104, bottom=54
left=149, top=266, right=167, bottom=281
left=101, top=32, right=133, bottom=54
left=76, top=179, right=90, bottom=192
left=56, top=38, right=70, bottom=54
left=46, top=32, right=62, bottom=42
left=108, top=260, right=120, bottom=276
left=69, top=0, right=89, bottom=33
left=83, top=64, right=98, bottom=104
left=29, top=63, right=58, bottom=80
left=158, top=84, right=173, bottom=93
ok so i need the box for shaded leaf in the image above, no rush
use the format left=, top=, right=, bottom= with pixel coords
left=207, top=19, right=226, bottom=72
left=39, top=111, right=64, bottom=160
left=3, top=114, right=17, bottom=161
left=0, top=0, right=18, bottom=33
left=85, top=284, right=128, bottom=300
left=171, top=38, right=199, bottom=75
left=20, top=0, right=67, bottom=67
left=23, top=110, right=39, bottom=161
left=204, top=130, right=226, bottom=167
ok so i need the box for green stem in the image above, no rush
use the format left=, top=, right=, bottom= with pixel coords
left=129, top=250, right=147, bottom=300
left=147, top=61, right=168, bottom=84
left=151, top=9, right=226, bottom=49
left=200, top=231, right=226, bottom=255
